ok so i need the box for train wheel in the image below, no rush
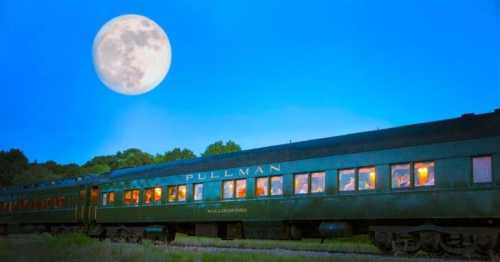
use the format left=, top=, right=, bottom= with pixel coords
left=419, top=231, right=442, bottom=255
left=289, top=225, right=302, bottom=240
left=370, top=231, right=393, bottom=254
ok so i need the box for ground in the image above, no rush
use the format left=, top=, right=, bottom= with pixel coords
left=0, top=233, right=488, bottom=262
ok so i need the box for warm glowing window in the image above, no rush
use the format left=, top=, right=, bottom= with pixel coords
left=124, top=190, right=140, bottom=205
left=473, top=156, right=492, bottom=183
left=311, top=172, right=325, bottom=193
left=236, top=179, right=247, bottom=198
left=178, top=185, right=187, bottom=201
left=414, top=162, right=435, bottom=187
left=144, top=188, right=153, bottom=204
left=91, top=187, right=99, bottom=203
left=168, top=186, right=177, bottom=202
left=270, top=176, right=283, bottom=196
left=168, top=185, right=186, bottom=202
left=391, top=164, right=411, bottom=189
left=194, top=183, right=203, bottom=201
left=108, top=192, right=115, bottom=205
left=339, top=169, right=356, bottom=191
left=294, top=174, right=309, bottom=194
left=358, top=167, right=376, bottom=190
left=256, top=177, right=269, bottom=197
left=223, top=180, right=234, bottom=199
left=154, top=187, right=162, bottom=202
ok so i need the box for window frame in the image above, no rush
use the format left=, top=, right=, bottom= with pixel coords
left=193, top=183, right=203, bottom=201
left=123, top=189, right=140, bottom=205
left=294, top=172, right=326, bottom=195
left=167, top=184, right=187, bottom=203
left=255, top=176, right=270, bottom=197
left=338, top=168, right=357, bottom=192
left=357, top=166, right=377, bottom=191
left=413, top=161, right=435, bottom=187
left=270, top=175, right=284, bottom=196
left=144, top=187, right=162, bottom=205
left=390, top=163, right=413, bottom=190
left=471, top=155, right=493, bottom=184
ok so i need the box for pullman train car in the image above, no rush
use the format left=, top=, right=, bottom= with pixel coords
left=1, top=110, right=500, bottom=256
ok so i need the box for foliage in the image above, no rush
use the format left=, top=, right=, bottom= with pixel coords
left=202, top=140, right=242, bottom=157
left=153, top=148, right=196, bottom=163
left=0, top=141, right=242, bottom=187
left=0, top=149, right=29, bottom=186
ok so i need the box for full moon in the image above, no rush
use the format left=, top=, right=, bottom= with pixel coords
left=93, top=14, right=171, bottom=95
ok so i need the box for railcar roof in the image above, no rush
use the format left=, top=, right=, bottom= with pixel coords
left=2, top=110, right=500, bottom=194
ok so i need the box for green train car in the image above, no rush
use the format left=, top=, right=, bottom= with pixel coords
left=1, top=111, right=500, bottom=256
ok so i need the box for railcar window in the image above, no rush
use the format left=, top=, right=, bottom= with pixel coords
left=168, top=186, right=178, bottom=202
left=358, top=167, right=376, bottom=190
left=294, top=174, right=309, bottom=194
left=311, top=172, right=325, bottom=193
left=339, top=169, right=356, bottom=192
left=178, top=185, right=187, bottom=201
left=271, top=176, right=283, bottom=196
left=124, top=190, right=140, bottom=205
left=236, top=179, right=247, bottom=198
left=473, top=156, right=492, bottom=183
left=256, top=177, right=269, bottom=196
left=144, top=188, right=153, bottom=204
left=102, top=193, right=108, bottom=206
left=91, top=187, right=99, bottom=203
left=108, top=192, right=115, bottom=205
left=154, top=187, right=162, bottom=202
left=414, top=162, right=435, bottom=187
left=391, top=164, right=411, bottom=189
left=167, top=185, right=186, bottom=202
left=193, top=183, right=203, bottom=201
left=223, top=180, right=235, bottom=199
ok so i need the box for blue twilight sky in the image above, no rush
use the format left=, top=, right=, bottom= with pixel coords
left=1, top=1, right=500, bottom=164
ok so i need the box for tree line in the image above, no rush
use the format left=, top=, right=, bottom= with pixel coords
left=0, top=140, right=241, bottom=187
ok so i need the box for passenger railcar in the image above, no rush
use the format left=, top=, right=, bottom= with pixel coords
left=1, top=111, right=500, bottom=256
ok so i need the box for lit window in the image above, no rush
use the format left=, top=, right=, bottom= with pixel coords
left=108, top=192, right=115, bottom=205
left=144, top=188, right=153, bottom=204
left=414, top=162, right=435, bottom=187
left=178, top=185, right=187, bottom=201
left=131, top=190, right=140, bottom=205
left=194, top=183, right=203, bottom=201
left=339, top=169, right=355, bottom=191
left=256, top=177, right=269, bottom=197
left=91, top=187, right=99, bottom=203
left=311, top=172, right=325, bottom=193
left=392, top=164, right=411, bottom=189
left=154, top=187, right=162, bottom=202
left=168, top=186, right=177, bottom=202
left=223, top=180, right=234, bottom=199
left=124, top=191, right=131, bottom=204
left=358, top=167, right=376, bottom=190
left=102, top=193, right=108, bottom=206
left=270, top=176, right=283, bottom=196
left=473, top=156, right=492, bottom=183
left=294, top=174, right=309, bottom=194
left=236, top=179, right=247, bottom=198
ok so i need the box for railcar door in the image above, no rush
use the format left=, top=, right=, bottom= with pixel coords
left=88, top=186, right=99, bottom=223
left=76, top=187, right=88, bottom=224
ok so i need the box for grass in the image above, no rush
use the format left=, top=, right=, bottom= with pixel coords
left=172, top=233, right=379, bottom=254
left=0, top=233, right=385, bottom=262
